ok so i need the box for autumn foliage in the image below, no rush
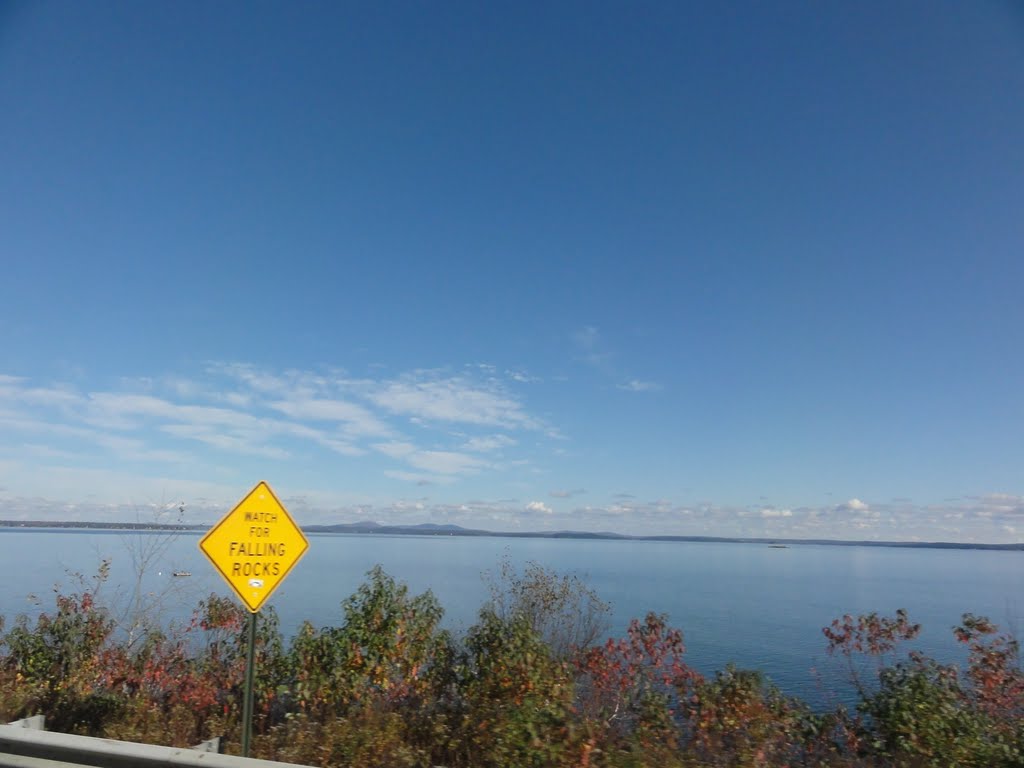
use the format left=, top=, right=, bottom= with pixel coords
left=1, top=561, right=1022, bottom=767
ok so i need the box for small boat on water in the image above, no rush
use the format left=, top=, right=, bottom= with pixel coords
left=768, top=544, right=788, bottom=549
left=172, top=571, right=192, bottom=577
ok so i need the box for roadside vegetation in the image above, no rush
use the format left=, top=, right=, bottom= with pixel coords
left=1, top=560, right=1021, bottom=767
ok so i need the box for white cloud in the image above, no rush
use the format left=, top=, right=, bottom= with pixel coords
left=977, top=494, right=1024, bottom=516
left=90, top=434, right=192, bottom=464
left=87, top=393, right=254, bottom=431
left=506, top=370, right=540, bottom=383
left=373, top=441, right=417, bottom=459
left=383, top=470, right=449, bottom=485
left=160, top=424, right=291, bottom=459
left=407, top=450, right=486, bottom=476
left=20, top=443, right=78, bottom=460
left=83, top=392, right=362, bottom=458
left=268, top=397, right=391, bottom=437
left=838, top=498, right=869, bottom=512
left=365, top=373, right=540, bottom=430
left=761, top=508, right=793, bottom=518
left=373, top=441, right=487, bottom=477
left=24, top=388, right=82, bottom=408
left=211, top=363, right=308, bottom=396
left=217, top=391, right=253, bottom=408
left=0, top=409, right=190, bottom=463
left=297, top=431, right=363, bottom=457
left=463, top=434, right=517, bottom=453
left=617, top=379, right=661, bottom=392
left=526, top=500, right=553, bottom=514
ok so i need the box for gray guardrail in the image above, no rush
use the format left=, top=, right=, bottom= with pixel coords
left=0, top=722, right=313, bottom=768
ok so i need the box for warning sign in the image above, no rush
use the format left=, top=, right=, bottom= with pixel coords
left=199, top=481, right=309, bottom=612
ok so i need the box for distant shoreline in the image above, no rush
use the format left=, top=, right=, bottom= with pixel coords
left=0, top=519, right=1020, bottom=551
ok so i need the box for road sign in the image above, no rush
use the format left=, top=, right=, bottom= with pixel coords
left=199, top=481, right=309, bottom=613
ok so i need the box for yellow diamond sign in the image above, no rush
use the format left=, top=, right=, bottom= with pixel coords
left=199, top=481, right=309, bottom=612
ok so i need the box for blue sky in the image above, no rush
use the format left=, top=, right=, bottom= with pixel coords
left=1, top=2, right=1022, bottom=542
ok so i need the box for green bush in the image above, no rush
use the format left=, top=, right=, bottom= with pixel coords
left=284, top=565, right=449, bottom=719
left=454, top=608, right=576, bottom=767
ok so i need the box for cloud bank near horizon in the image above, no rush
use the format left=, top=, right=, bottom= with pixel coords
left=0, top=482, right=1020, bottom=545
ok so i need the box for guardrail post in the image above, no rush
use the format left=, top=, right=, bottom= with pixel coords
left=191, top=736, right=221, bottom=753
left=4, top=717, right=44, bottom=731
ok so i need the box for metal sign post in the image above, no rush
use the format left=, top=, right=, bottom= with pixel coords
left=241, top=613, right=257, bottom=756
left=200, top=481, right=309, bottom=757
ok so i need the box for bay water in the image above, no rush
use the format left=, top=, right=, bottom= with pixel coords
left=1, top=528, right=1020, bottom=709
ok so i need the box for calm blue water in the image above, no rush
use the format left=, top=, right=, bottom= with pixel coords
left=1, top=528, right=1021, bottom=709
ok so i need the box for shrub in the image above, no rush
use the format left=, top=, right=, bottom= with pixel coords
left=686, top=665, right=830, bottom=767
left=825, top=609, right=1024, bottom=767
left=454, top=608, right=576, bottom=768
left=0, top=567, right=117, bottom=733
left=285, top=565, right=449, bottom=719
left=485, top=556, right=610, bottom=660
left=255, top=711, right=430, bottom=768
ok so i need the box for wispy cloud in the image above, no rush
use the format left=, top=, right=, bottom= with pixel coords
left=463, top=434, right=517, bottom=453
left=0, top=408, right=192, bottom=464
left=373, top=441, right=418, bottom=459
left=549, top=488, right=586, bottom=498
left=268, top=397, right=391, bottom=438
left=406, top=450, right=487, bottom=476
left=570, top=327, right=660, bottom=393
left=382, top=470, right=444, bottom=486
left=158, top=424, right=291, bottom=459
left=571, top=326, right=610, bottom=367
left=506, top=369, right=540, bottom=383
left=0, top=363, right=550, bottom=496
left=617, top=379, right=661, bottom=393
left=372, top=441, right=486, bottom=480
left=363, top=371, right=542, bottom=430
